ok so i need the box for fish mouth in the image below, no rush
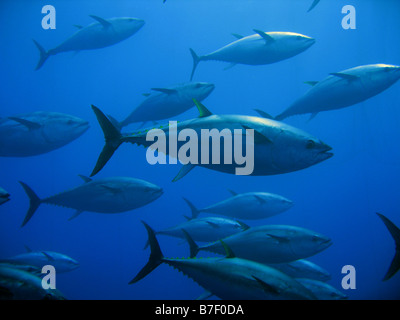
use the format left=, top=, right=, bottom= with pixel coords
left=153, top=188, right=164, bottom=197
left=321, top=238, right=333, bottom=249
left=317, top=144, right=334, bottom=161
left=0, top=194, right=10, bottom=202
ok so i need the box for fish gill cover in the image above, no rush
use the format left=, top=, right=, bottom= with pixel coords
left=0, top=0, right=400, bottom=301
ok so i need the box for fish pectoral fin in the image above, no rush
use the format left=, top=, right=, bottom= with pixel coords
left=78, top=174, right=92, bottom=183
left=252, top=275, right=281, bottom=295
left=24, top=245, right=33, bottom=252
left=89, top=15, right=112, bottom=28
left=254, top=195, right=267, bottom=204
left=8, top=117, right=41, bottom=130
left=205, top=221, right=220, bottom=229
left=253, top=29, right=274, bottom=44
left=41, top=251, right=55, bottom=262
left=304, top=81, right=319, bottom=86
left=172, top=164, right=196, bottom=182
left=68, top=210, right=84, bottom=221
left=231, top=33, right=244, bottom=39
left=242, top=125, right=273, bottom=144
left=73, top=24, right=83, bottom=29
left=151, top=88, right=178, bottom=95
left=100, top=185, right=121, bottom=194
left=329, top=72, right=359, bottom=82
left=266, top=233, right=290, bottom=243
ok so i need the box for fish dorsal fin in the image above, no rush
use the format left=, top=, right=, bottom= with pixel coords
left=252, top=275, right=280, bottom=295
left=68, top=210, right=84, bottom=221
left=41, top=252, right=55, bottom=262
left=172, top=164, right=196, bottom=182
left=89, top=15, right=112, bottom=28
left=330, top=72, right=359, bottom=81
left=266, top=233, right=290, bottom=243
left=254, top=109, right=274, bottom=119
left=242, top=125, right=273, bottom=144
left=24, top=245, right=32, bottom=252
left=74, top=24, right=84, bottom=29
left=254, top=195, right=267, bottom=204
left=253, top=29, right=274, bottom=44
left=78, top=174, right=92, bottom=183
left=304, top=81, right=319, bottom=86
left=206, top=221, right=220, bottom=229
left=8, top=117, right=41, bottom=130
left=377, top=213, right=400, bottom=281
left=219, top=240, right=235, bottom=258
left=181, top=229, right=199, bottom=258
left=151, top=88, right=178, bottom=95
left=236, top=220, right=250, bottom=231
left=192, top=99, right=212, bottom=118
left=231, top=33, right=244, bottom=39
left=227, top=189, right=238, bottom=196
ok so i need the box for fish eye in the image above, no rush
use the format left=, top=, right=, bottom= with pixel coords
left=306, top=140, right=316, bottom=149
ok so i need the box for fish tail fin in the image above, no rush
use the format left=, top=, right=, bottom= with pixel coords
left=129, top=221, right=163, bottom=284
left=32, top=39, right=49, bottom=70
left=377, top=213, right=400, bottom=281
left=189, top=48, right=201, bottom=81
left=90, top=105, right=123, bottom=177
left=19, top=181, right=41, bottom=227
left=181, top=229, right=199, bottom=258
left=182, top=197, right=200, bottom=219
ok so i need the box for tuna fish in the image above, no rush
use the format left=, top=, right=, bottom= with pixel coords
left=268, top=259, right=331, bottom=282
left=0, top=265, right=66, bottom=300
left=152, top=198, right=249, bottom=244
left=0, top=247, right=79, bottom=273
left=89, top=100, right=333, bottom=180
left=192, top=189, right=293, bottom=220
left=376, top=213, right=400, bottom=281
left=275, top=64, right=400, bottom=121
left=189, top=30, right=315, bottom=80
left=296, top=278, right=348, bottom=300
left=0, top=187, right=10, bottom=205
left=19, top=175, right=163, bottom=227
left=196, top=224, right=332, bottom=264
left=0, top=111, right=89, bottom=157
left=34, top=15, right=145, bottom=70
left=117, top=82, right=215, bottom=128
left=130, top=221, right=317, bottom=300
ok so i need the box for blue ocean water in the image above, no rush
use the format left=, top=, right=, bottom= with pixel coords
left=0, top=0, right=400, bottom=300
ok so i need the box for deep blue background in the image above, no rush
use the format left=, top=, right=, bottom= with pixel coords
left=1, top=0, right=400, bottom=300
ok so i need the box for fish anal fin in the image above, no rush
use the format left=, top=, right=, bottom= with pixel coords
left=68, top=210, right=84, bottom=221
left=308, top=112, right=319, bottom=122
left=192, top=99, right=212, bottom=118
left=223, top=63, right=237, bottom=71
